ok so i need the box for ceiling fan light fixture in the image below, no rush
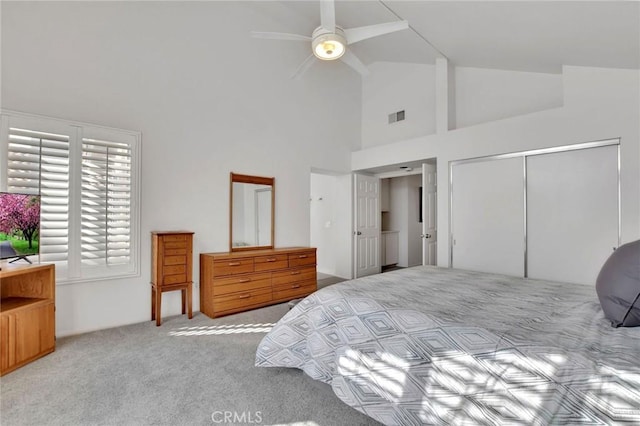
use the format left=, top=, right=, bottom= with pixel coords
left=312, top=33, right=346, bottom=60
left=252, top=1, right=410, bottom=78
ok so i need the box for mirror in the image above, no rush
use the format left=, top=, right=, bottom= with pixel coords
left=230, top=173, right=275, bottom=251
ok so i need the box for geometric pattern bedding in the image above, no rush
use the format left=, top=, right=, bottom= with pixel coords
left=256, top=266, right=640, bottom=425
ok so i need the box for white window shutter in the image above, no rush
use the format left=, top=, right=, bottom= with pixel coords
left=7, top=128, right=70, bottom=263
left=81, top=138, right=132, bottom=266
left=2, top=111, right=140, bottom=283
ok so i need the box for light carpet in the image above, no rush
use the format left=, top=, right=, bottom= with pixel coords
left=0, top=297, right=379, bottom=426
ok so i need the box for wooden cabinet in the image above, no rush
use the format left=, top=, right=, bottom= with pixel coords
left=151, top=231, right=194, bottom=326
left=200, top=247, right=317, bottom=318
left=0, top=263, right=55, bottom=376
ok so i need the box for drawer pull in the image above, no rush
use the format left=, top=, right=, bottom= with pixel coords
left=239, top=278, right=251, bottom=283
left=266, top=258, right=277, bottom=262
left=298, top=255, right=308, bottom=259
left=291, top=271, right=301, bottom=275
left=238, top=294, right=252, bottom=299
left=291, top=284, right=301, bottom=289
left=229, top=262, right=241, bottom=266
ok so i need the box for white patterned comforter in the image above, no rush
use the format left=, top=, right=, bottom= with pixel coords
left=255, top=266, right=640, bottom=425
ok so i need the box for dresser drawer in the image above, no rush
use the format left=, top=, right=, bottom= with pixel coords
left=163, top=241, right=188, bottom=250
left=288, top=251, right=316, bottom=267
left=163, top=274, right=187, bottom=285
left=272, top=266, right=316, bottom=286
left=163, top=265, right=186, bottom=275
left=213, top=258, right=254, bottom=277
left=212, top=273, right=271, bottom=296
left=272, top=280, right=316, bottom=301
left=164, top=255, right=186, bottom=266
left=162, top=234, right=188, bottom=243
left=254, top=254, right=288, bottom=272
left=163, top=247, right=187, bottom=256
left=213, top=287, right=272, bottom=314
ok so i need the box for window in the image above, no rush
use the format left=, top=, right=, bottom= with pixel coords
left=6, top=127, right=70, bottom=263
left=81, top=138, right=132, bottom=267
left=1, top=111, right=141, bottom=283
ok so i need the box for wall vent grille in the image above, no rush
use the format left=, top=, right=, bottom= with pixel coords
left=388, top=110, right=405, bottom=124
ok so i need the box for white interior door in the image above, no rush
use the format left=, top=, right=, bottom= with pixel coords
left=451, top=157, right=525, bottom=276
left=354, top=174, right=380, bottom=278
left=527, top=145, right=619, bottom=284
left=422, top=163, right=437, bottom=265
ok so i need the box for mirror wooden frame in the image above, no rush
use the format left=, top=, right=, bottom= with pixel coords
left=229, top=172, right=275, bottom=252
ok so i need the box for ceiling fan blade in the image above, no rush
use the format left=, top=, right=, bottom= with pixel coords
left=291, top=54, right=317, bottom=80
left=320, top=0, right=336, bottom=32
left=250, top=31, right=311, bottom=41
left=344, top=21, right=409, bottom=45
left=340, top=50, right=369, bottom=76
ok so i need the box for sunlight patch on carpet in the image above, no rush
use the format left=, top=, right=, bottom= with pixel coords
left=168, top=323, right=275, bottom=336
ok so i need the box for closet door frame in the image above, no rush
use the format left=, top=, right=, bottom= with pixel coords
left=449, top=138, right=621, bottom=276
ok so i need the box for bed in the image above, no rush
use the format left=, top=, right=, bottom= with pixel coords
left=255, top=266, right=640, bottom=425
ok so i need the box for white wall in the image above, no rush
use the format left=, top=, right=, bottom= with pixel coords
left=388, top=174, right=422, bottom=267
left=353, top=66, right=640, bottom=268
left=362, top=63, right=436, bottom=148
left=389, top=178, right=409, bottom=267
left=309, top=171, right=353, bottom=279
left=406, top=174, right=422, bottom=267
left=1, top=2, right=361, bottom=336
left=310, top=173, right=337, bottom=276
left=455, top=67, right=563, bottom=128
left=380, top=178, right=390, bottom=212
left=361, top=63, right=563, bottom=149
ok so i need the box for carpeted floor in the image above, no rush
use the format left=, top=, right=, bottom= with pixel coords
left=0, top=278, right=380, bottom=426
left=317, top=276, right=347, bottom=289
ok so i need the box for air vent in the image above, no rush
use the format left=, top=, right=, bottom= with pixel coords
left=388, top=110, right=406, bottom=124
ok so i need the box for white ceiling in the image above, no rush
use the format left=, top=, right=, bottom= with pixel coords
left=258, top=1, right=640, bottom=74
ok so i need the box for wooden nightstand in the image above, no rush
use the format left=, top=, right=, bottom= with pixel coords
left=150, top=231, right=194, bottom=326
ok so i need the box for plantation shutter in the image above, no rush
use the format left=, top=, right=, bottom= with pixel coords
left=7, top=128, right=70, bottom=262
left=3, top=112, right=140, bottom=282
left=81, top=138, right=132, bottom=266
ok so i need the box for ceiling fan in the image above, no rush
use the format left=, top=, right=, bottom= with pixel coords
left=251, top=0, right=409, bottom=79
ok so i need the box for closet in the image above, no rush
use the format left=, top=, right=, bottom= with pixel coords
left=450, top=140, right=619, bottom=285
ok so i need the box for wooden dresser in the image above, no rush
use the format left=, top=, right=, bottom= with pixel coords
left=0, top=263, right=55, bottom=376
left=200, top=247, right=317, bottom=318
left=151, top=231, right=194, bottom=326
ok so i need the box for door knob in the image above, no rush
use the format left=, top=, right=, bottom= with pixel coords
left=424, top=234, right=431, bottom=239
left=357, top=231, right=362, bottom=235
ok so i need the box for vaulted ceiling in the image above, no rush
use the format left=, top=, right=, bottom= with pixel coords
left=254, top=1, right=640, bottom=74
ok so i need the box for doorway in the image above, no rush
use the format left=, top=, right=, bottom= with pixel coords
left=381, top=174, right=422, bottom=268
left=356, top=159, right=437, bottom=274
